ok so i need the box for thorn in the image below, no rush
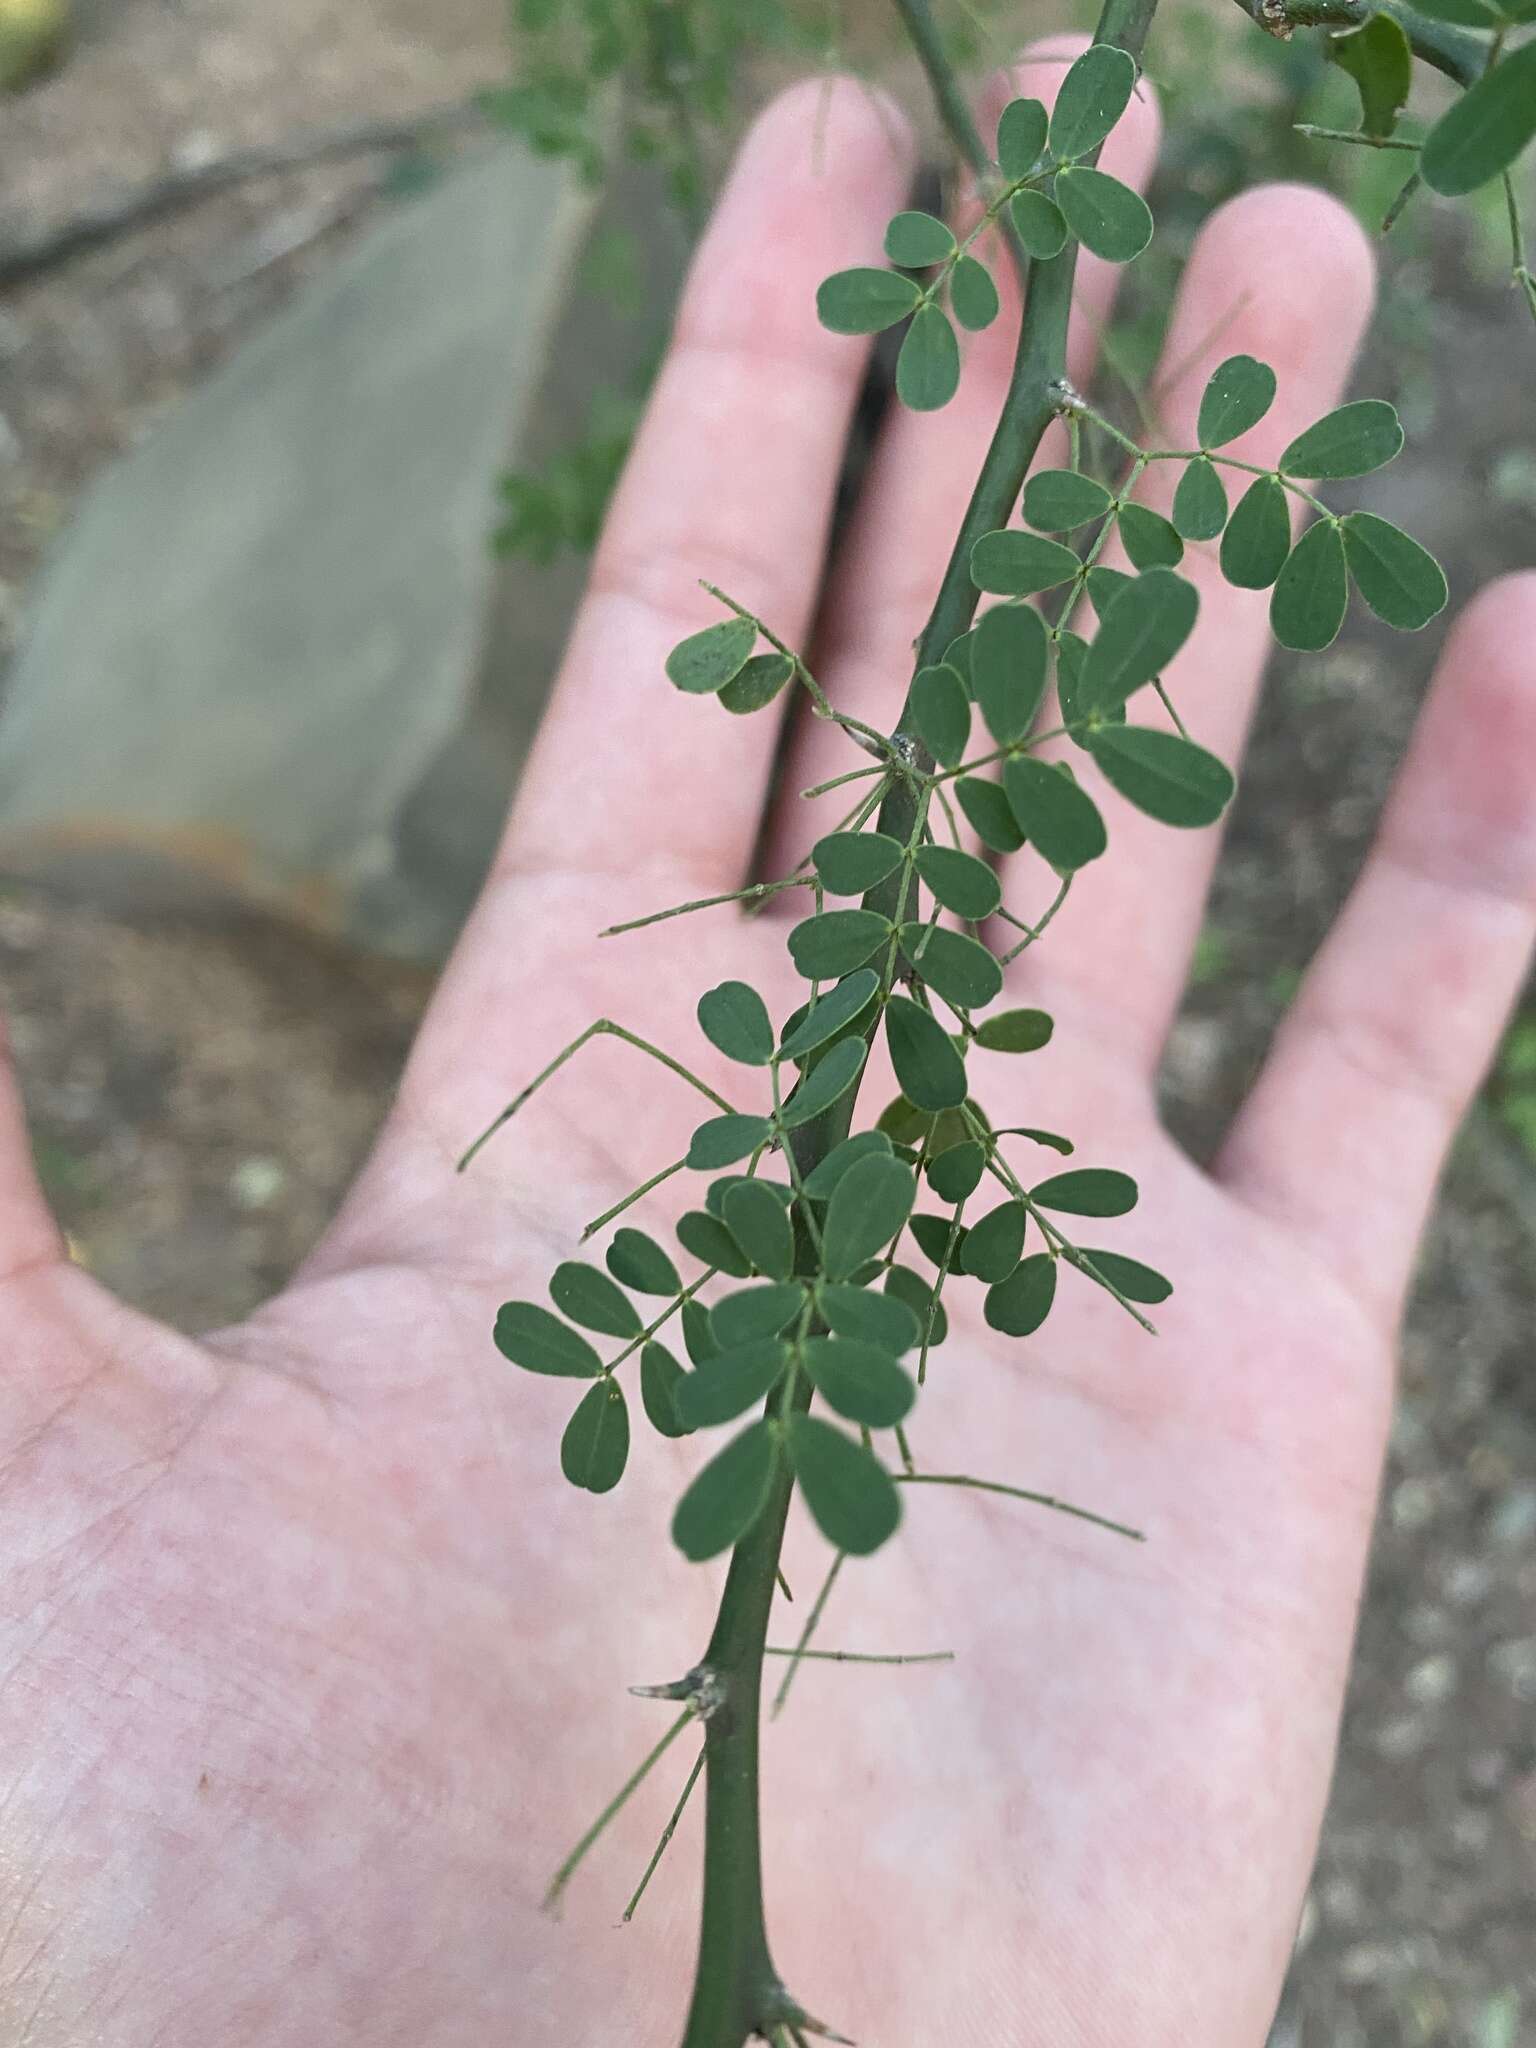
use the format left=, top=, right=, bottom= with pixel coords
left=629, top=1665, right=727, bottom=1720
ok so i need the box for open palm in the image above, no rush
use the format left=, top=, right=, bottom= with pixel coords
left=3, top=52, right=1533, bottom=2048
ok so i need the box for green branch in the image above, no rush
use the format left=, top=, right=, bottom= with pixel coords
left=675, top=1, right=1163, bottom=2041
left=1227, top=0, right=1484, bottom=89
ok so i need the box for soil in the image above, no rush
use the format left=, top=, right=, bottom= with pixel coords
left=0, top=3, right=1533, bottom=2042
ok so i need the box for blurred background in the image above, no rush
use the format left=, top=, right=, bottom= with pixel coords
left=0, top=1, right=1532, bottom=2039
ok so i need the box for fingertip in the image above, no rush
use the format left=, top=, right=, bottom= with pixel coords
left=679, top=75, right=914, bottom=364
left=1400, top=570, right=1536, bottom=901
left=1206, top=181, right=1375, bottom=310
left=1161, top=184, right=1375, bottom=447
left=738, top=72, right=914, bottom=189
left=1446, top=566, right=1536, bottom=656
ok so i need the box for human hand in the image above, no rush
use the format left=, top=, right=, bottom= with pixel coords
left=2, top=50, right=1532, bottom=2048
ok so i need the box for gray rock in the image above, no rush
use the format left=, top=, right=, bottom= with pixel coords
left=0, top=141, right=597, bottom=951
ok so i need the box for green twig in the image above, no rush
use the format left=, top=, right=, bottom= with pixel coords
left=677, top=0, right=1163, bottom=2037
left=458, top=1020, right=735, bottom=1171
left=623, top=1743, right=707, bottom=1923
left=545, top=1707, right=696, bottom=1911
left=897, top=1472, right=1146, bottom=1541
left=1227, top=0, right=1484, bottom=90
left=763, top=1646, right=955, bottom=1666
left=602, top=875, right=813, bottom=936
left=769, top=1550, right=846, bottom=1718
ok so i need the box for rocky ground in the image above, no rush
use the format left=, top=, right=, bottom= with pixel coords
left=0, top=3, right=1533, bottom=2042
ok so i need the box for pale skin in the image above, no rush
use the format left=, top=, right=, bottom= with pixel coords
left=2, top=45, right=1533, bottom=2048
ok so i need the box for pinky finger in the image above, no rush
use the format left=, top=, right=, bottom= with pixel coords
left=1217, top=574, right=1536, bottom=1326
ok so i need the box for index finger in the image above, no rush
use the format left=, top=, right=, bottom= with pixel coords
left=498, top=79, right=913, bottom=892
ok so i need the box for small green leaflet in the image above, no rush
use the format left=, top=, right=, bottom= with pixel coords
left=897, top=305, right=961, bottom=412
left=885, top=993, right=968, bottom=1113
left=1171, top=458, right=1228, bottom=542
left=787, top=908, right=890, bottom=979
left=812, top=830, right=904, bottom=896
left=1341, top=513, right=1448, bottom=631
left=816, top=266, right=921, bottom=335
left=494, top=1301, right=602, bottom=1378
left=1004, top=757, right=1108, bottom=869
left=819, top=1283, right=921, bottom=1355
left=985, top=1254, right=1058, bottom=1336
left=676, top=1209, right=754, bottom=1278
left=1048, top=43, right=1137, bottom=159
left=801, top=1337, right=916, bottom=1428
left=551, top=1259, right=643, bottom=1338
left=560, top=1379, right=629, bottom=1493
left=951, top=255, right=1000, bottom=332
left=779, top=969, right=880, bottom=1060
left=706, top=1174, right=791, bottom=1221
left=900, top=924, right=1004, bottom=1010
left=674, top=1339, right=787, bottom=1429
left=672, top=1420, right=779, bottom=1561
left=909, top=1212, right=963, bottom=1269
left=640, top=1341, right=692, bottom=1438
left=975, top=1007, right=1053, bottom=1053
left=1055, top=632, right=1089, bottom=723
left=1116, top=507, right=1181, bottom=574
left=784, top=1414, right=901, bottom=1555
left=722, top=1181, right=796, bottom=1283
left=720, top=651, right=794, bottom=716
left=1330, top=15, right=1412, bottom=139
left=927, top=1139, right=986, bottom=1201
left=666, top=616, right=757, bottom=695
left=1421, top=44, right=1536, bottom=197
left=1280, top=400, right=1403, bottom=480
left=1006, top=1125, right=1073, bottom=1154
left=1023, top=469, right=1113, bottom=532
left=1219, top=475, right=1291, bottom=590
left=698, top=979, right=774, bottom=1065
left=1031, top=1167, right=1138, bottom=1216
left=687, top=1113, right=772, bottom=1170
left=711, top=1284, right=802, bottom=1349
left=1009, top=190, right=1068, bottom=259
left=606, top=1227, right=681, bottom=1298
left=961, top=1199, right=1027, bottom=1283
left=1054, top=167, right=1153, bottom=264
left=956, top=774, right=1025, bottom=853
left=910, top=662, right=971, bottom=767
left=682, top=1297, right=719, bottom=1364
left=778, top=1035, right=867, bottom=1130
left=1087, top=725, right=1235, bottom=828
left=997, top=95, right=1049, bottom=179
left=914, top=845, right=1001, bottom=921
left=1080, top=568, right=1198, bottom=719
left=885, top=209, right=955, bottom=267
left=886, top=1262, right=948, bottom=1346
left=801, top=1130, right=892, bottom=1201
left=1071, top=1248, right=1172, bottom=1303
left=823, top=1153, right=916, bottom=1279
left=1086, top=566, right=1134, bottom=621
left=973, top=603, right=1048, bottom=745
left=1196, top=354, right=1277, bottom=449
left=944, top=629, right=976, bottom=691
left=1270, top=518, right=1349, bottom=653
left=971, top=530, right=1081, bottom=596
